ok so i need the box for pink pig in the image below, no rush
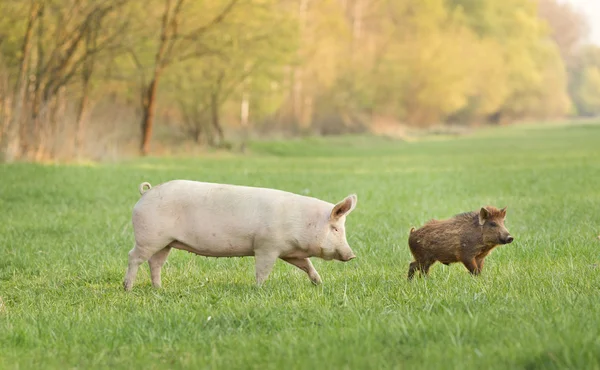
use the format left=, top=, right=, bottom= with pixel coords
left=123, top=180, right=358, bottom=291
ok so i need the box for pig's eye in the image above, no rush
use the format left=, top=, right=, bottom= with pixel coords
left=332, top=226, right=339, bottom=232
left=489, top=221, right=498, bottom=227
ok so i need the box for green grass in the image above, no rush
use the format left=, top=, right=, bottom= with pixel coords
left=1, top=121, right=600, bottom=370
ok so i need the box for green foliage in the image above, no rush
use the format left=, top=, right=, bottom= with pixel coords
left=570, top=46, right=600, bottom=116
left=574, top=66, right=600, bottom=116
left=0, top=1, right=29, bottom=71
left=160, top=0, right=297, bottom=132
left=1, top=122, right=600, bottom=368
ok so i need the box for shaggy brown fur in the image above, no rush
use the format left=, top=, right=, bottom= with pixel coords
left=407, top=206, right=514, bottom=279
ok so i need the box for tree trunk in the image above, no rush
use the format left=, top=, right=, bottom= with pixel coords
left=292, top=67, right=303, bottom=126
left=75, top=82, right=89, bottom=157
left=210, top=92, right=224, bottom=145
left=51, top=86, right=66, bottom=159
left=192, top=106, right=205, bottom=144
left=351, top=0, right=363, bottom=62
left=26, top=3, right=46, bottom=160
left=138, top=0, right=174, bottom=156
left=0, top=67, right=13, bottom=143
left=240, top=92, right=249, bottom=128
left=292, top=0, right=311, bottom=128
left=74, top=17, right=97, bottom=158
left=2, top=1, right=40, bottom=161
left=239, top=89, right=250, bottom=153
left=33, top=97, right=48, bottom=161
left=194, top=127, right=201, bottom=144
left=140, top=73, right=161, bottom=156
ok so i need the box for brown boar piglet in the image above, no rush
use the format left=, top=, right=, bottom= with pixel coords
left=407, top=206, right=514, bottom=279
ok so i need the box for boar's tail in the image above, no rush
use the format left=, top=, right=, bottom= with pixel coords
left=139, top=182, right=152, bottom=195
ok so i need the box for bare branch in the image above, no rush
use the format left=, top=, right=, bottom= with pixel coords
left=218, top=61, right=263, bottom=104
left=181, top=0, right=239, bottom=40
left=165, top=44, right=224, bottom=65
left=163, top=0, right=185, bottom=60
left=42, top=2, right=123, bottom=81
left=43, top=1, right=128, bottom=98
left=48, top=40, right=126, bottom=98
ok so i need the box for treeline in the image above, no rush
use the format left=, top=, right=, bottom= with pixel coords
left=0, top=0, right=599, bottom=161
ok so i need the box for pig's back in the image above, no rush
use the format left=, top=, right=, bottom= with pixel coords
left=157, top=179, right=330, bottom=214
left=134, top=180, right=332, bottom=244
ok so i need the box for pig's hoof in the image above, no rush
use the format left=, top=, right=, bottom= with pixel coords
left=310, top=275, right=322, bottom=285
left=123, top=280, right=133, bottom=292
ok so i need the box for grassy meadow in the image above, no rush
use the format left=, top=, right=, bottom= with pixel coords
left=1, top=121, right=600, bottom=369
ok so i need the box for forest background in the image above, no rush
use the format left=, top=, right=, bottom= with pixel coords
left=0, top=0, right=599, bottom=161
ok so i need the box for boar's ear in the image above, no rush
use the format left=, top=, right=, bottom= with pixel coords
left=478, top=207, right=490, bottom=226
left=330, top=194, right=358, bottom=221
left=500, top=206, right=507, bottom=218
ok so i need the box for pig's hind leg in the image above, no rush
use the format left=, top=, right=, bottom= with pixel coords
left=124, top=241, right=171, bottom=291
left=281, top=257, right=322, bottom=285
left=148, top=246, right=172, bottom=288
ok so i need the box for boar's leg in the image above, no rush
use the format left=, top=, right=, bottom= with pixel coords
left=281, top=257, right=322, bottom=285
left=461, top=257, right=480, bottom=275
left=420, top=261, right=433, bottom=276
left=148, top=246, right=172, bottom=288
left=475, top=256, right=486, bottom=273
left=408, top=262, right=419, bottom=280
left=408, top=260, right=433, bottom=280
left=254, top=250, right=279, bottom=286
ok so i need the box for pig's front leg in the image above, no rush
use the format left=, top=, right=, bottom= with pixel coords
left=281, top=257, right=322, bottom=285
left=254, top=250, right=279, bottom=286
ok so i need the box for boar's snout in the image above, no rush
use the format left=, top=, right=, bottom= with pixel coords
left=503, top=235, right=514, bottom=244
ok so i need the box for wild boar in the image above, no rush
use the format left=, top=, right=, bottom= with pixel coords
left=407, top=206, right=514, bottom=279
left=123, top=180, right=358, bottom=291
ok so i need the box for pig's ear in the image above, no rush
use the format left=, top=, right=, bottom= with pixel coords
left=478, top=207, right=490, bottom=226
left=500, top=206, right=507, bottom=218
left=330, top=194, right=358, bottom=220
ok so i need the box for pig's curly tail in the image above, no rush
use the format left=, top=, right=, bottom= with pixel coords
left=139, top=182, right=152, bottom=195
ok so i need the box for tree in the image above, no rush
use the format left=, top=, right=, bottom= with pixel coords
left=0, top=0, right=128, bottom=160
left=446, top=0, right=570, bottom=123
left=538, top=0, right=589, bottom=67
left=574, top=65, right=600, bottom=116
left=0, top=0, right=588, bottom=163
left=0, top=0, right=39, bottom=161
left=164, top=0, right=296, bottom=146
left=124, top=0, right=241, bottom=156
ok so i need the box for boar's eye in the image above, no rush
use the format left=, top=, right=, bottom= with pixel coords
left=489, top=221, right=498, bottom=227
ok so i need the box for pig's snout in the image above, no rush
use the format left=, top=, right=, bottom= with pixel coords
left=503, top=235, right=514, bottom=244
left=343, top=254, right=356, bottom=262
left=338, top=251, right=356, bottom=262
